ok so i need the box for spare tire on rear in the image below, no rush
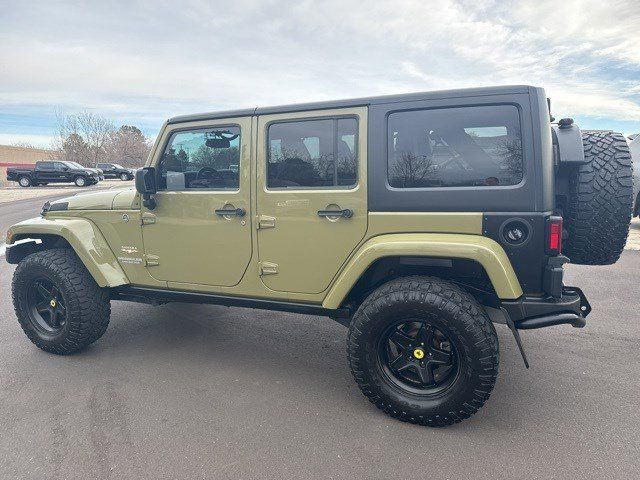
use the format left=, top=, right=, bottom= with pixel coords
left=563, top=130, right=633, bottom=265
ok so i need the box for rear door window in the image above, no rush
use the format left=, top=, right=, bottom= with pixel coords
left=387, top=105, right=523, bottom=188
left=267, top=117, right=358, bottom=188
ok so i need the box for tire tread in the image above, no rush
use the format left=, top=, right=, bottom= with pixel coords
left=564, top=130, right=633, bottom=265
left=347, top=276, right=499, bottom=427
left=12, top=248, right=111, bottom=355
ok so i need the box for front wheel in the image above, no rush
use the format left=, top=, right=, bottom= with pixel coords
left=12, top=248, right=111, bottom=354
left=74, top=176, right=87, bottom=187
left=347, top=276, right=499, bottom=427
left=120, top=173, right=129, bottom=181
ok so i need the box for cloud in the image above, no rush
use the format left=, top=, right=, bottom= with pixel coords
left=0, top=0, right=639, bottom=145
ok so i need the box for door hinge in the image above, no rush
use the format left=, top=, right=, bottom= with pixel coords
left=257, top=215, right=276, bottom=229
left=141, top=213, right=156, bottom=225
left=259, top=261, right=278, bottom=275
left=145, top=254, right=160, bottom=266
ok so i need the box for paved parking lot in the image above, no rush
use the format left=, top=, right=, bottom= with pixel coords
left=1, top=197, right=639, bottom=479
left=0, top=180, right=134, bottom=205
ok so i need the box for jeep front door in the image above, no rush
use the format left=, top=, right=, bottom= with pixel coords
left=140, top=117, right=252, bottom=287
left=256, top=107, right=368, bottom=294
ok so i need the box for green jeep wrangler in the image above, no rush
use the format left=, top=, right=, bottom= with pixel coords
left=6, top=86, right=633, bottom=427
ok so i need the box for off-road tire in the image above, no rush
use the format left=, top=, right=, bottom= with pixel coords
left=74, top=176, right=87, bottom=187
left=347, top=276, right=499, bottom=427
left=12, top=248, right=111, bottom=354
left=18, top=176, right=31, bottom=187
left=563, top=130, right=633, bottom=265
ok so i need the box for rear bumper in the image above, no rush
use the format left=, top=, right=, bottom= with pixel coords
left=502, top=286, right=591, bottom=330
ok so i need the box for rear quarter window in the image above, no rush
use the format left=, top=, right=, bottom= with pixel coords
left=387, top=105, right=523, bottom=189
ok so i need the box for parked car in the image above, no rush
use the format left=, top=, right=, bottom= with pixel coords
left=6, top=85, right=633, bottom=427
left=96, top=162, right=135, bottom=181
left=7, top=161, right=103, bottom=187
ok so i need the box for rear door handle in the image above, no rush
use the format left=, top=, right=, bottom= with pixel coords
left=215, top=207, right=246, bottom=217
left=317, top=208, right=353, bottom=218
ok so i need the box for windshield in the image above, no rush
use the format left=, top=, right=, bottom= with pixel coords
left=65, top=162, right=85, bottom=169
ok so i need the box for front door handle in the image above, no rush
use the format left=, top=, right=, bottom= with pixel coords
left=317, top=208, right=353, bottom=218
left=215, top=207, right=246, bottom=217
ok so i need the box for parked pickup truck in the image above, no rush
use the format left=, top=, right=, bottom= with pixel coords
left=7, top=161, right=103, bottom=187
left=96, top=163, right=135, bottom=181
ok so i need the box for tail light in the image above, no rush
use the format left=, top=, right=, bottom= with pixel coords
left=546, top=216, right=563, bottom=256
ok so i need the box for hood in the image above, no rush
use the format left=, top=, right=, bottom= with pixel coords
left=47, top=187, right=139, bottom=211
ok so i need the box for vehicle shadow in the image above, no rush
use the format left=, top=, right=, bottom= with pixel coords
left=87, top=300, right=530, bottom=431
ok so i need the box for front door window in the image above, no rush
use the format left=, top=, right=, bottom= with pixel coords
left=159, top=127, right=241, bottom=191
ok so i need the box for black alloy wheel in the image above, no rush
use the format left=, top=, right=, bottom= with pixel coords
left=26, top=277, right=67, bottom=336
left=12, top=248, right=111, bottom=354
left=377, top=320, right=459, bottom=396
left=348, top=276, right=499, bottom=427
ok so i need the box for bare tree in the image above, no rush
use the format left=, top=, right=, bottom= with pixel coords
left=495, top=138, right=523, bottom=182
left=106, top=125, right=151, bottom=168
left=52, top=109, right=151, bottom=168
left=77, top=112, right=114, bottom=166
left=60, top=133, right=90, bottom=165
left=388, top=152, right=434, bottom=187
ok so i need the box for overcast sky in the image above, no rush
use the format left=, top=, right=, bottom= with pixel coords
left=1, top=0, right=639, bottom=147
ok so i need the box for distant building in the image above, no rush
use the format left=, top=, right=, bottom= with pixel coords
left=0, top=144, right=56, bottom=187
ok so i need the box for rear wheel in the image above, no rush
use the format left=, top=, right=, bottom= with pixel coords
left=18, top=176, right=31, bottom=187
left=563, top=130, right=633, bottom=265
left=12, top=249, right=111, bottom=354
left=74, top=176, right=87, bottom=187
left=347, top=276, right=499, bottom=427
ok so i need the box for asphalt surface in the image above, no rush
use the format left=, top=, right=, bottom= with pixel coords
left=1, top=197, right=639, bottom=479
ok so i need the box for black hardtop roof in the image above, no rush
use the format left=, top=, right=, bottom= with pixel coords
left=167, top=85, right=536, bottom=125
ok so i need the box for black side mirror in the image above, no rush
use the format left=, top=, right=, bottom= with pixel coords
left=135, top=167, right=157, bottom=209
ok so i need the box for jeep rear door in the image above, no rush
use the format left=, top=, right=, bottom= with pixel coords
left=140, top=116, right=252, bottom=287
left=255, top=107, right=368, bottom=294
